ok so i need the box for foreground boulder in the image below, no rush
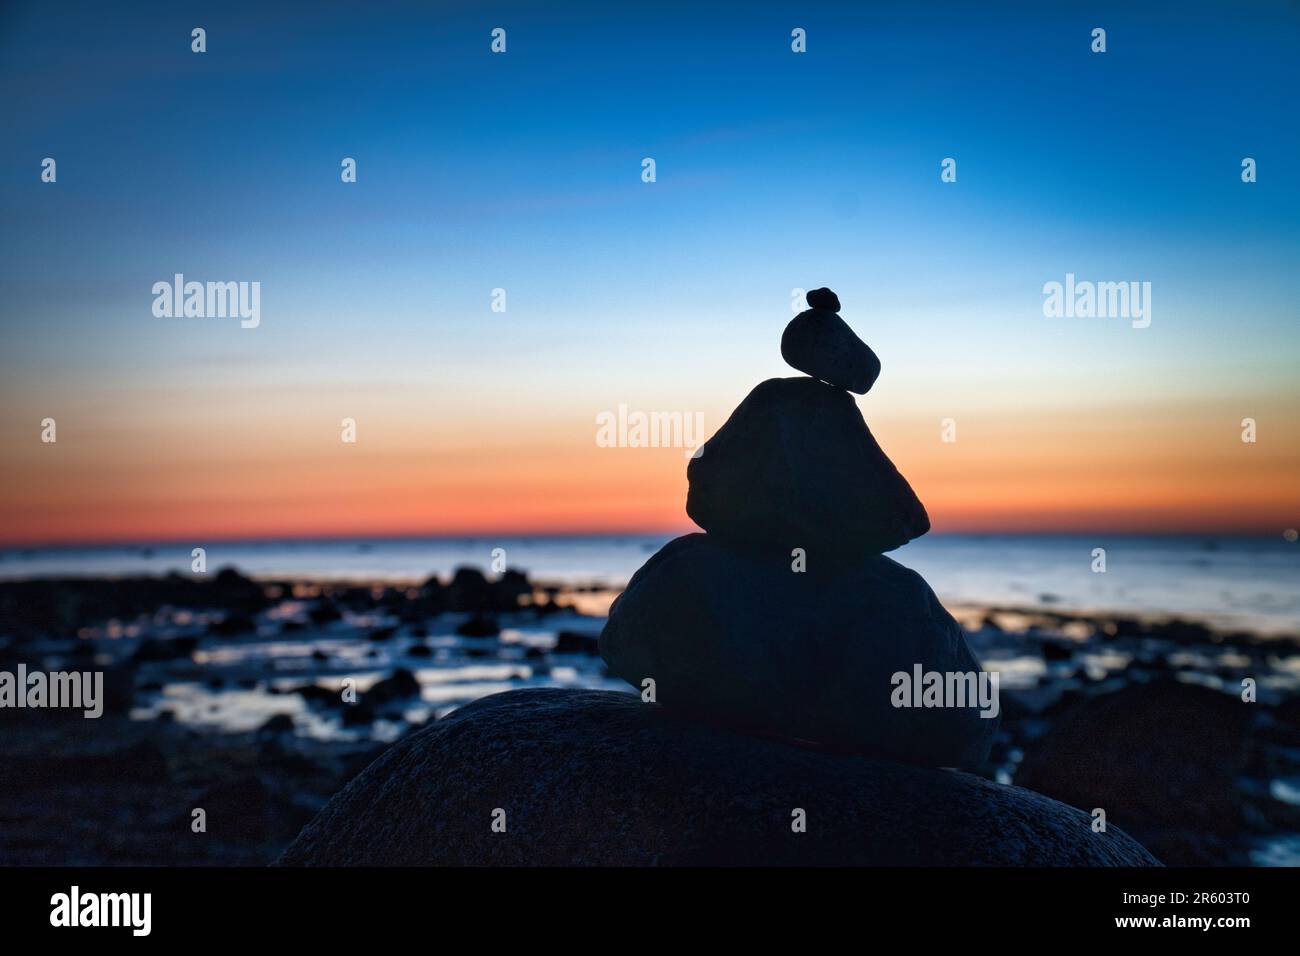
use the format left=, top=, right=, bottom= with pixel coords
left=686, top=378, right=928, bottom=556
left=600, top=534, right=995, bottom=767
left=1016, top=681, right=1252, bottom=865
left=279, top=688, right=1158, bottom=866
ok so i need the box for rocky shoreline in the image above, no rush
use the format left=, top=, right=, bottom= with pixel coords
left=1, top=565, right=1297, bottom=865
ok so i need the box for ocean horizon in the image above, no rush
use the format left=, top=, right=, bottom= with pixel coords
left=3, top=532, right=1296, bottom=636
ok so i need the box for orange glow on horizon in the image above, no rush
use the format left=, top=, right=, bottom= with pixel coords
left=3, top=393, right=1296, bottom=546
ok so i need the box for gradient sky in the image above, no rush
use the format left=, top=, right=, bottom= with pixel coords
left=2, top=0, right=1298, bottom=545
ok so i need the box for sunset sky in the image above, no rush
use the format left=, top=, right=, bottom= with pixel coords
left=2, top=1, right=1297, bottom=545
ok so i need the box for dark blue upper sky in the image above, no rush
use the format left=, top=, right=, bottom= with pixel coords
left=4, top=1, right=1296, bottom=383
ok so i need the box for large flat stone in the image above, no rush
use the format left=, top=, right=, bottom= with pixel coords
left=278, top=688, right=1159, bottom=866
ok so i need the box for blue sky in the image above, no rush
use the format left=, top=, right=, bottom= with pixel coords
left=2, top=0, right=1297, bottom=541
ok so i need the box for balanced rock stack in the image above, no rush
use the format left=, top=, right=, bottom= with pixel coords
left=600, top=288, right=996, bottom=768
left=280, top=287, right=1159, bottom=865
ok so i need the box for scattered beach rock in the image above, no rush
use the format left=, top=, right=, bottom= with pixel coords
left=278, top=688, right=1157, bottom=866
left=0, top=569, right=272, bottom=641
left=294, top=683, right=341, bottom=707
left=308, top=601, right=343, bottom=625
left=366, top=668, right=421, bottom=705
left=132, top=635, right=199, bottom=663
left=425, top=567, right=532, bottom=614
left=257, top=714, right=296, bottom=739
left=1016, top=681, right=1252, bottom=865
left=553, top=630, right=599, bottom=655
left=781, top=291, right=880, bottom=394
left=341, top=701, right=377, bottom=726
left=417, top=575, right=446, bottom=610
left=1039, top=639, right=1075, bottom=662
left=455, top=614, right=500, bottom=638
left=600, top=534, right=996, bottom=768
left=686, top=377, right=929, bottom=556
left=491, top=569, right=533, bottom=610
left=208, top=613, right=256, bottom=636
left=446, top=568, right=491, bottom=612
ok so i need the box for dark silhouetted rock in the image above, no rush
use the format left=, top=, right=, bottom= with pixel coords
left=341, top=700, right=377, bottom=725
left=1039, top=640, right=1075, bottom=662
left=455, top=614, right=499, bottom=638
left=278, top=688, right=1157, bottom=866
left=805, top=286, right=840, bottom=312
left=686, top=378, right=929, bottom=555
left=415, top=576, right=446, bottom=614
left=210, top=567, right=268, bottom=613
left=490, top=569, right=533, bottom=610
left=367, top=668, right=421, bottom=705
left=208, top=613, right=256, bottom=636
left=1147, top=619, right=1214, bottom=644
left=781, top=297, right=880, bottom=394
left=446, top=567, right=491, bottom=612
left=100, top=666, right=135, bottom=715
left=553, top=630, right=598, bottom=655
left=294, top=683, right=341, bottom=707
left=1016, top=681, right=1252, bottom=865
left=308, top=601, right=343, bottom=625
left=132, top=635, right=199, bottom=663
left=257, top=713, right=296, bottom=738
left=0, top=570, right=273, bottom=641
left=599, top=534, right=995, bottom=768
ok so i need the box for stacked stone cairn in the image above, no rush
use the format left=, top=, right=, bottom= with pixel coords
left=599, top=288, right=997, bottom=768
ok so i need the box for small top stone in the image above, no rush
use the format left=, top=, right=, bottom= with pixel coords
left=781, top=289, right=881, bottom=394
left=806, top=287, right=840, bottom=312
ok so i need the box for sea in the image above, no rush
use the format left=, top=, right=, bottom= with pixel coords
left=2, top=532, right=1296, bottom=636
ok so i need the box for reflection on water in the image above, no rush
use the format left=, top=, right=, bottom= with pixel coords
left=123, top=608, right=621, bottom=741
